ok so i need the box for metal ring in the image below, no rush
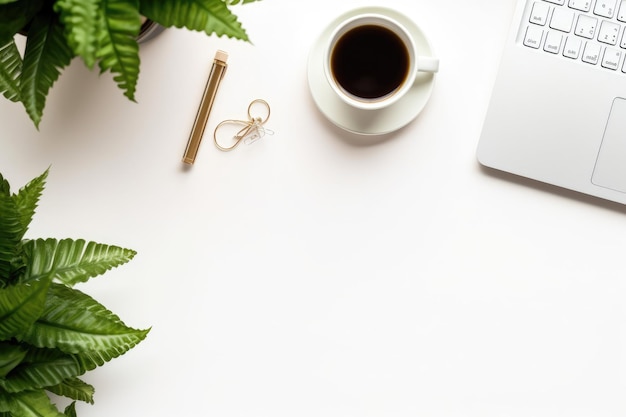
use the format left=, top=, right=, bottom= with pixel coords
left=247, top=99, right=270, bottom=124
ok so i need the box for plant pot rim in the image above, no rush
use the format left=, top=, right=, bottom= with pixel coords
left=18, top=19, right=166, bottom=43
left=138, top=19, right=166, bottom=43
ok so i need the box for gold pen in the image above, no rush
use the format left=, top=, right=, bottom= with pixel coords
left=182, top=50, right=228, bottom=165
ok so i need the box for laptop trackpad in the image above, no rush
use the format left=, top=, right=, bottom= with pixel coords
left=592, top=98, right=626, bottom=193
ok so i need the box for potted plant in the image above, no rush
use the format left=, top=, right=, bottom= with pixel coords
left=0, top=169, right=149, bottom=417
left=0, top=0, right=258, bottom=128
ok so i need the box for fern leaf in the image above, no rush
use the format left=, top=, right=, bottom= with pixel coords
left=6, top=389, right=65, bottom=417
left=64, top=401, right=77, bottom=417
left=0, top=391, right=9, bottom=413
left=21, top=283, right=149, bottom=358
left=46, top=378, right=94, bottom=404
left=0, top=169, right=47, bottom=285
left=0, top=0, right=45, bottom=41
left=225, top=0, right=261, bottom=5
left=0, top=347, right=80, bottom=393
left=96, top=0, right=141, bottom=101
left=0, top=343, right=27, bottom=378
left=0, top=186, right=21, bottom=282
left=0, top=172, right=9, bottom=196
left=140, top=0, right=250, bottom=41
left=20, top=11, right=74, bottom=128
left=21, top=238, right=137, bottom=286
left=54, top=0, right=100, bottom=68
left=0, top=38, right=22, bottom=102
left=13, top=169, right=47, bottom=239
left=0, top=277, right=51, bottom=341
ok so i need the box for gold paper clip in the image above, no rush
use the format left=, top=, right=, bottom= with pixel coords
left=214, top=99, right=271, bottom=152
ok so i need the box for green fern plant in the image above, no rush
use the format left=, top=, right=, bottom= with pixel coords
left=0, top=168, right=149, bottom=417
left=0, top=0, right=258, bottom=128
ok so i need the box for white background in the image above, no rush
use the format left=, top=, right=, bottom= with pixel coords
left=2, top=0, right=626, bottom=416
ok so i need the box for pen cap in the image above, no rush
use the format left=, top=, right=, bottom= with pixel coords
left=215, top=50, right=228, bottom=64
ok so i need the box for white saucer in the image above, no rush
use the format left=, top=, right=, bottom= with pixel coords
left=307, top=6, right=437, bottom=136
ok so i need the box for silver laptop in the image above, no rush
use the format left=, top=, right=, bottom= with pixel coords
left=477, top=0, right=626, bottom=205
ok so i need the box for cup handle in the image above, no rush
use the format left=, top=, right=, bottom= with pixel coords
left=417, top=56, right=439, bottom=73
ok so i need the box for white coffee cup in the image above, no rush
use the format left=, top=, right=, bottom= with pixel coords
left=324, top=13, right=439, bottom=111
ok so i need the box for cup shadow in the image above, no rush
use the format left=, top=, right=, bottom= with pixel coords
left=309, top=95, right=415, bottom=147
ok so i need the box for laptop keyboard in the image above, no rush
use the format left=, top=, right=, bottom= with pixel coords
left=523, top=0, right=626, bottom=72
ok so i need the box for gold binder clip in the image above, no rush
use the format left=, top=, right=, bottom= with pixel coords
left=214, top=99, right=271, bottom=152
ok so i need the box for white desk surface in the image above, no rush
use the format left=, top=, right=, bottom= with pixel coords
left=3, top=1, right=626, bottom=416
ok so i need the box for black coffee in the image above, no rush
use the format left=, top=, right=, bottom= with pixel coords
left=331, top=24, right=410, bottom=100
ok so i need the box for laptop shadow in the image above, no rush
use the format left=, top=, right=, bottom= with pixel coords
left=478, top=163, right=626, bottom=215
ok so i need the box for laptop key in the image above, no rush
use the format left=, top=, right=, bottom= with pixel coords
left=620, top=29, right=626, bottom=47
left=594, top=0, right=617, bottom=18
left=569, top=0, right=591, bottom=12
left=582, top=42, right=602, bottom=63
left=544, top=31, right=563, bottom=53
left=531, top=2, right=551, bottom=25
left=618, top=0, right=626, bottom=21
left=598, top=20, right=620, bottom=44
left=563, top=35, right=583, bottom=58
left=602, top=47, right=621, bottom=69
left=551, top=8, right=576, bottom=31
left=575, top=14, right=598, bottom=38
left=524, top=25, right=544, bottom=48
